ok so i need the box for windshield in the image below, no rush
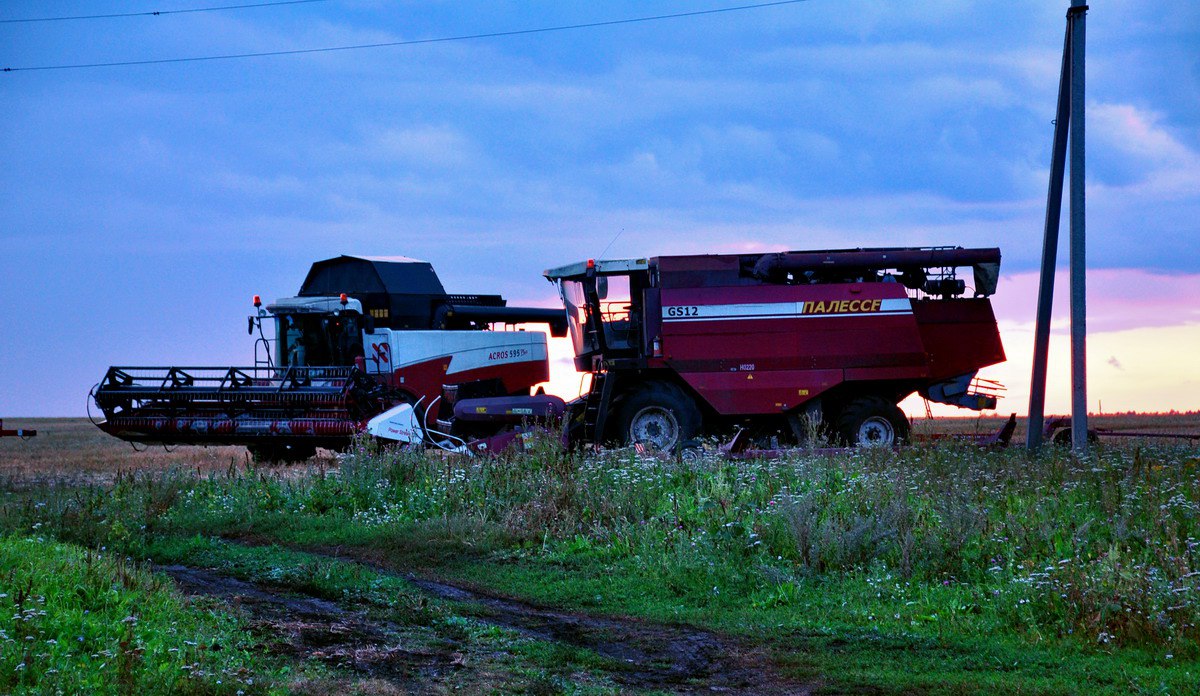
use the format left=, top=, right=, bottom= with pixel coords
left=276, top=312, right=364, bottom=367
left=559, top=279, right=590, bottom=355
left=558, top=275, right=636, bottom=358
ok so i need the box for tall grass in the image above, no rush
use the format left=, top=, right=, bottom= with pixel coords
left=0, top=535, right=280, bottom=695
left=8, top=437, right=1200, bottom=653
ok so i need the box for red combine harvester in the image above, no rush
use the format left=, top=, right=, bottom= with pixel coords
left=375, top=246, right=1008, bottom=455
left=91, top=256, right=565, bottom=461
left=538, top=246, right=1007, bottom=450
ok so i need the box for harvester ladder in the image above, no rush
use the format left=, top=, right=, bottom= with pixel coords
left=582, top=372, right=615, bottom=445
left=254, top=336, right=275, bottom=370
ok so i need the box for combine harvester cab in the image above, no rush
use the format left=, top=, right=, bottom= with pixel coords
left=92, top=255, right=565, bottom=461
left=543, top=247, right=1007, bottom=451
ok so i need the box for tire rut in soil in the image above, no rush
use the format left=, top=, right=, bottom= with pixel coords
left=160, top=564, right=461, bottom=688
left=164, top=547, right=816, bottom=694
left=306, top=547, right=816, bottom=694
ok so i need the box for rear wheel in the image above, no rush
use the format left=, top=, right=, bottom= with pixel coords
left=614, top=381, right=702, bottom=452
left=836, top=396, right=909, bottom=447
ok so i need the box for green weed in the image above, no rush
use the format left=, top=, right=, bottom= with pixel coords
left=0, top=535, right=284, bottom=695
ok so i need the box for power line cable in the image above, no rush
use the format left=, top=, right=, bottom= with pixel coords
left=3, top=0, right=810, bottom=73
left=1, top=0, right=330, bottom=24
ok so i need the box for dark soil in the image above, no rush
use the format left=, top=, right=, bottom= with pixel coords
left=304, top=543, right=812, bottom=693
left=160, top=564, right=462, bottom=690
left=399, top=569, right=805, bottom=693
left=163, top=546, right=817, bottom=694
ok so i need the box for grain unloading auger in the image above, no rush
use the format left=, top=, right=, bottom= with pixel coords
left=91, top=255, right=565, bottom=462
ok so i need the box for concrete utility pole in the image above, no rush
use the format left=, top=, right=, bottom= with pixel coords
left=1026, top=0, right=1088, bottom=453
left=1067, top=0, right=1088, bottom=454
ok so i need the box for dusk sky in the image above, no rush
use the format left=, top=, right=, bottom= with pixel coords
left=2, top=0, right=1198, bottom=418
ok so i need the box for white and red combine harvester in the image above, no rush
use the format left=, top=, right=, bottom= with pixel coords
left=91, top=255, right=565, bottom=462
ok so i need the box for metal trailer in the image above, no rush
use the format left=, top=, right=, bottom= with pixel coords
left=542, top=246, right=1007, bottom=451
left=1041, top=417, right=1200, bottom=446
left=91, top=255, right=564, bottom=462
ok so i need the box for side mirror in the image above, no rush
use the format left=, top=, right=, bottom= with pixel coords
left=364, top=315, right=375, bottom=334
left=247, top=316, right=255, bottom=335
left=596, top=276, right=609, bottom=300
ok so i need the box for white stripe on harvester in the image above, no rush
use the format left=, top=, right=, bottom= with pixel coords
left=661, top=298, right=911, bottom=322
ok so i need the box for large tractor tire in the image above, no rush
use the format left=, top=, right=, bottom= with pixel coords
left=614, top=381, right=702, bottom=453
left=836, top=396, right=910, bottom=447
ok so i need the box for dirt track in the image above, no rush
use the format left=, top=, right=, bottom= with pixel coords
left=163, top=565, right=461, bottom=687
left=400, top=566, right=806, bottom=693
left=162, top=549, right=815, bottom=695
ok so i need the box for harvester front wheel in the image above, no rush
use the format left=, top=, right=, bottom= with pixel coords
left=615, top=381, right=701, bottom=452
left=836, top=396, right=909, bottom=447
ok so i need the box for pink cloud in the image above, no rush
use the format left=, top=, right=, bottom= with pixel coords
left=992, top=268, right=1200, bottom=333
left=1091, top=103, right=1194, bottom=165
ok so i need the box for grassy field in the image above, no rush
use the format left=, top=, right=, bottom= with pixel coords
left=2, top=415, right=1199, bottom=694
left=0, top=536, right=278, bottom=695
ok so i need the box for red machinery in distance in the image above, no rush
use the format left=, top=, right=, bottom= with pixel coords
left=0, top=419, right=37, bottom=439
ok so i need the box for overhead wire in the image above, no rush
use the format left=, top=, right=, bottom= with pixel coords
left=2, top=0, right=810, bottom=73
left=1, top=0, right=330, bottom=24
